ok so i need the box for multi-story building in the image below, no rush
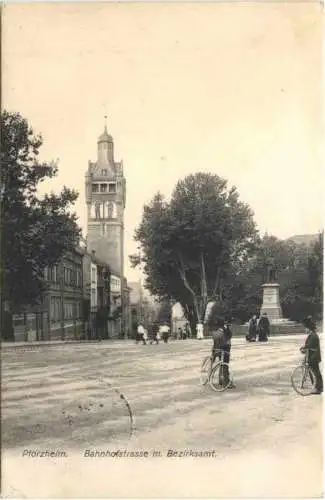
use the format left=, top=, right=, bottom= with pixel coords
left=12, top=247, right=84, bottom=341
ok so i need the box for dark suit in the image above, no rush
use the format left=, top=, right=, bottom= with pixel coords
left=303, top=332, right=323, bottom=393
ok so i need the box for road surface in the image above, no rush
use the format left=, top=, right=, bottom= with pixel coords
left=2, top=335, right=323, bottom=497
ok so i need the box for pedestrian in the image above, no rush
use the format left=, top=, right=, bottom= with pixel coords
left=185, top=323, right=191, bottom=339
left=150, top=323, right=160, bottom=344
left=136, top=323, right=147, bottom=345
left=211, top=317, right=235, bottom=388
left=160, top=323, right=170, bottom=343
left=300, top=316, right=323, bottom=394
left=246, top=314, right=258, bottom=342
left=196, top=322, right=204, bottom=340
left=258, top=313, right=270, bottom=342
left=177, top=327, right=183, bottom=340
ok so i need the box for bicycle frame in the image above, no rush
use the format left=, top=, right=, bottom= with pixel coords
left=212, top=349, right=229, bottom=364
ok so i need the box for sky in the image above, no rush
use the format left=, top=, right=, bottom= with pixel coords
left=3, top=2, right=324, bottom=283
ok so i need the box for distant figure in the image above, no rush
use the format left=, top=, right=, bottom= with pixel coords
left=136, top=324, right=147, bottom=345
left=150, top=323, right=160, bottom=345
left=185, top=323, right=191, bottom=339
left=160, top=323, right=170, bottom=343
left=246, top=314, right=258, bottom=342
left=196, top=322, right=204, bottom=340
left=143, top=327, right=148, bottom=344
left=258, top=313, right=270, bottom=342
left=300, top=316, right=323, bottom=394
left=181, top=326, right=188, bottom=339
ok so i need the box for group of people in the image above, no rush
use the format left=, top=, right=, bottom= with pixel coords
left=136, top=322, right=171, bottom=345
left=210, top=313, right=322, bottom=395
left=246, top=312, right=270, bottom=342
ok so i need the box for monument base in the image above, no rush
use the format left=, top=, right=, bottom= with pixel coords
left=260, top=282, right=283, bottom=321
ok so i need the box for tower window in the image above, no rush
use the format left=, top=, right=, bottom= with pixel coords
left=92, top=184, right=99, bottom=193
left=108, top=183, right=116, bottom=193
left=101, top=169, right=107, bottom=176
left=100, top=184, right=108, bottom=192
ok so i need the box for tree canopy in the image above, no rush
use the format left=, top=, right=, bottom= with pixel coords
left=1, top=110, right=81, bottom=312
left=130, top=172, right=259, bottom=330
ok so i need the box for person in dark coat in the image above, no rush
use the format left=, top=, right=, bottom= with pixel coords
left=211, top=317, right=235, bottom=388
left=300, top=316, right=323, bottom=394
left=246, top=314, right=258, bottom=342
left=150, top=323, right=160, bottom=344
left=258, top=313, right=270, bottom=342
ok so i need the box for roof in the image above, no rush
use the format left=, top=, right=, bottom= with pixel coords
left=98, top=126, right=113, bottom=143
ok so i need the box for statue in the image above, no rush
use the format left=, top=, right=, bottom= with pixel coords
left=266, top=260, right=277, bottom=282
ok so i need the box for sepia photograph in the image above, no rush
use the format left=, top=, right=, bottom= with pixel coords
left=1, top=1, right=323, bottom=498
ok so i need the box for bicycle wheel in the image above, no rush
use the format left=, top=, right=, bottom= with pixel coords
left=291, top=365, right=316, bottom=396
left=200, top=356, right=212, bottom=385
left=210, top=362, right=232, bottom=392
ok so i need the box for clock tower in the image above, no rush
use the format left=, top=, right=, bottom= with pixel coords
left=85, top=124, right=126, bottom=277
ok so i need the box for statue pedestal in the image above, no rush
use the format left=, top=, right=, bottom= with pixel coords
left=260, top=283, right=283, bottom=321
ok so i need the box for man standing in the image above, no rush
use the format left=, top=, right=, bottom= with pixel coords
left=300, top=316, right=323, bottom=394
left=211, top=317, right=235, bottom=388
left=136, top=323, right=147, bottom=345
left=258, top=313, right=270, bottom=342
left=160, top=323, right=170, bottom=343
left=246, top=314, right=258, bottom=342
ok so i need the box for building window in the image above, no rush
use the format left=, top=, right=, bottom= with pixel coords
left=64, top=267, right=73, bottom=285
left=50, top=297, right=61, bottom=324
left=44, top=267, right=48, bottom=280
left=92, top=184, right=99, bottom=193
left=108, top=183, right=116, bottom=193
left=100, top=183, right=107, bottom=193
left=101, top=169, right=107, bottom=176
left=91, top=289, right=96, bottom=308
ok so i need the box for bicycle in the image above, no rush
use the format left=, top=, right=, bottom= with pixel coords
left=200, top=350, right=233, bottom=392
left=291, top=348, right=316, bottom=396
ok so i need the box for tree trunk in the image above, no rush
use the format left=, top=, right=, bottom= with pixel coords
left=178, top=253, right=200, bottom=320
left=182, top=302, right=197, bottom=337
left=200, top=251, right=208, bottom=321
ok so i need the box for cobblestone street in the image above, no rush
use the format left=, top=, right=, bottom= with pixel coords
left=2, top=335, right=322, bottom=497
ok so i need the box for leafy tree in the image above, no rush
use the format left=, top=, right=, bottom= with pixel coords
left=280, top=233, right=323, bottom=321
left=130, top=173, right=258, bottom=331
left=1, top=111, right=81, bottom=334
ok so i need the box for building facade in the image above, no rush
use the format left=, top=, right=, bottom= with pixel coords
left=12, top=247, right=85, bottom=341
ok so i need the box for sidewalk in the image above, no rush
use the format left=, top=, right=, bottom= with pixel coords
left=1, top=338, right=130, bottom=349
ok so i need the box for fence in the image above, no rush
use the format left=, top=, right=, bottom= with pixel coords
left=13, top=311, right=50, bottom=342
left=12, top=312, right=85, bottom=342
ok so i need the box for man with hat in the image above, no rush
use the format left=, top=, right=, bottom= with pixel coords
left=300, top=316, right=323, bottom=394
